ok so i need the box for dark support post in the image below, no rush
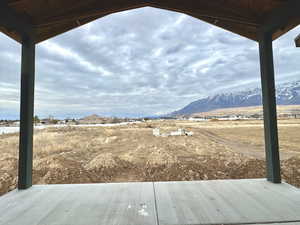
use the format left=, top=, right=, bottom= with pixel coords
left=18, top=36, right=35, bottom=189
left=258, top=32, right=281, bottom=183
left=295, top=34, right=300, bottom=47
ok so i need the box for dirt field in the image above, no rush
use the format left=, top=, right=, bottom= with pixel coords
left=1, top=119, right=300, bottom=196
left=192, top=105, right=300, bottom=117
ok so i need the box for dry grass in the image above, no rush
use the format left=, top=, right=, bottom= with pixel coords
left=1, top=119, right=300, bottom=195
left=192, top=105, right=300, bottom=117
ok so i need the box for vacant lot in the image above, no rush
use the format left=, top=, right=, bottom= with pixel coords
left=1, top=119, right=300, bottom=195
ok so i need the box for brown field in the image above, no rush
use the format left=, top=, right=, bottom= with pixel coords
left=1, top=119, right=300, bottom=196
left=192, top=105, right=300, bottom=117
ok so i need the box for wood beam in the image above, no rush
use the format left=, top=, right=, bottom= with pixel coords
left=34, top=1, right=150, bottom=43
left=0, top=1, right=34, bottom=40
left=295, top=34, right=300, bottom=47
left=260, top=0, right=300, bottom=35
left=36, top=1, right=149, bottom=28
left=149, top=1, right=259, bottom=41
left=180, top=11, right=258, bottom=41
left=18, top=36, right=35, bottom=189
left=258, top=32, right=281, bottom=183
left=36, top=15, right=104, bottom=43
left=150, top=1, right=259, bottom=27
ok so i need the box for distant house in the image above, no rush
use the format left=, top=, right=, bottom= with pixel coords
left=12, top=121, right=20, bottom=126
left=188, top=117, right=206, bottom=121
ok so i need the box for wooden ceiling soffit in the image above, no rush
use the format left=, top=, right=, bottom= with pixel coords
left=259, top=0, right=300, bottom=40
left=195, top=15, right=258, bottom=41
left=36, top=1, right=149, bottom=26
left=1, top=0, right=300, bottom=43
left=0, top=1, right=34, bottom=42
left=36, top=14, right=109, bottom=43
left=35, top=1, right=150, bottom=42
left=150, top=0, right=259, bottom=26
left=149, top=1, right=259, bottom=41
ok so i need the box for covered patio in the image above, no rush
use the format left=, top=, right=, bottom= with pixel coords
left=1, top=0, right=300, bottom=224
left=1, top=179, right=300, bottom=225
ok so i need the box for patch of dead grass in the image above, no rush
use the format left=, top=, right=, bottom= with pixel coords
left=1, top=119, right=300, bottom=195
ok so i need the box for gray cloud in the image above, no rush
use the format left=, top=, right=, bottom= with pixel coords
left=0, top=7, right=300, bottom=119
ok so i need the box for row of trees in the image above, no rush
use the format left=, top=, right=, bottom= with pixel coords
left=33, top=115, right=60, bottom=125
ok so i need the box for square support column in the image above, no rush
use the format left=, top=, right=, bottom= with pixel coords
left=295, top=34, right=300, bottom=47
left=18, top=36, right=35, bottom=189
left=258, top=32, right=281, bottom=183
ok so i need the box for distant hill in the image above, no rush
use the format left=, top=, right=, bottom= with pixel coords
left=192, top=105, right=300, bottom=117
left=170, top=80, right=300, bottom=116
left=81, top=114, right=105, bottom=121
left=79, top=114, right=124, bottom=124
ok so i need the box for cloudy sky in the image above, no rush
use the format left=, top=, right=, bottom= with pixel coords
left=0, top=7, right=299, bottom=119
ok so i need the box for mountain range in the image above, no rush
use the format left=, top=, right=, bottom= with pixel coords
left=170, top=80, right=300, bottom=116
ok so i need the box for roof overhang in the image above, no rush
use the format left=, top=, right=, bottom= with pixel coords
left=0, top=0, right=300, bottom=44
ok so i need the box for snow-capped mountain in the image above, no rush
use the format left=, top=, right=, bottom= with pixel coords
left=170, top=80, right=300, bottom=116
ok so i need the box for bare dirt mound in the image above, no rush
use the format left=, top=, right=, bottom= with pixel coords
left=85, top=153, right=120, bottom=169
left=282, top=157, right=300, bottom=186
left=84, top=153, right=135, bottom=182
left=1, top=121, right=300, bottom=196
left=146, top=146, right=178, bottom=165
left=0, top=153, right=17, bottom=171
left=33, top=154, right=94, bottom=184
left=142, top=152, right=266, bottom=181
left=0, top=153, right=18, bottom=195
left=1, top=152, right=300, bottom=196
left=0, top=172, right=17, bottom=195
